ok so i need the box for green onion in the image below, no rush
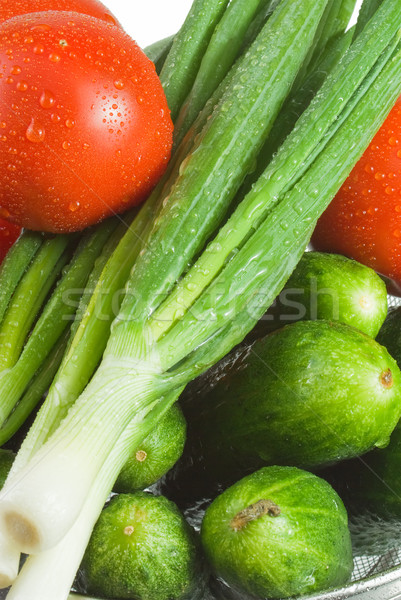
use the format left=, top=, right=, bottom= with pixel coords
left=0, top=231, right=43, bottom=324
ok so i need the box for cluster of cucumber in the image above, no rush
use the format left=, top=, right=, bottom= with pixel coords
left=2, top=250, right=400, bottom=600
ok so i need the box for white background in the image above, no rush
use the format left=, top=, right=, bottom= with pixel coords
left=106, top=0, right=194, bottom=49
left=105, top=0, right=363, bottom=50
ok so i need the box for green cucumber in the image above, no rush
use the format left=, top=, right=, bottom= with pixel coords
left=180, top=320, right=401, bottom=492
left=258, top=252, right=388, bottom=338
left=201, top=466, right=353, bottom=599
left=114, top=404, right=186, bottom=493
left=77, top=492, right=202, bottom=600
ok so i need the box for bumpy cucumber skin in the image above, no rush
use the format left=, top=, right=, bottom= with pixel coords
left=78, top=492, right=201, bottom=600
left=262, top=252, right=388, bottom=338
left=185, top=320, right=401, bottom=482
left=114, top=404, right=186, bottom=493
left=0, top=449, right=14, bottom=488
left=201, top=466, right=353, bottom=599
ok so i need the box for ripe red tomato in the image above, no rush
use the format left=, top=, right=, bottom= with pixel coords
left=0, top=219, right=21, bottom=263
left=0, top=0, right=121, bottom=27
left=0, top=11, right=173, bottom=233
left=312, top=97, right=401, bottom=287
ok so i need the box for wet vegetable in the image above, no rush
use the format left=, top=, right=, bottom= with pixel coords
left=201, top=466, right=353, bottom=599
left=78, top=492, right=202, bottom=600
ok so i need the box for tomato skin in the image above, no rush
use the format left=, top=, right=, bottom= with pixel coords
left=312, top=97, right=401, bottom=287
left=0, top=219, right=21, bottom=263
left=0, top=0, right=121, bottom=28
left=0, top=12, right=173, bottom=233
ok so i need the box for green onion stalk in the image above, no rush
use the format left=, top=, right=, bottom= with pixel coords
left=3, top=0, right=401, bottom=598
left=0, top=0, right=284, bottom=589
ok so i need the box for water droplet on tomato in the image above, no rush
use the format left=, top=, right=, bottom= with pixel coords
left=385, top=186, right=395, bottom=195
left=11, top=66, right=21, bottom=75
left=68, top=200, right=80, bottom=212
left=50, top=113, right=61, bottom=123
left=40, top=90, right=55, bottom=109
left=5, top=77, right=13, bottom=84
left=393, top=229, right=401, bottom=238
left=49, top=53, right=61, bottom=63
left=0, top=122, right=6, bottom=129
left=374, top=172, right=385, bottom=181
left=7, top=163, right=16, bottom=172
left=82, top=143, right=90, bottom=150
left=33, top=45, right=44, bottom=55
left=65, top=119, right=75, bottom=129
left=114, top=79, right=124, bottom=90
left=26, top=118, right=45, bottom=143
left=62, top=141, right=70, bottom=150
left=24, top=36, right=34, bottom=44
left=16, top=81, right=28, bottom=92
left=136, top=96, right=144, bottom=104
left=389, top=137, right=398, bottom=146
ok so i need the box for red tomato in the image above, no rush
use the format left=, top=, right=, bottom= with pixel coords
left=0, top=0, right=121, bottom=27
left=312, top=97, right=401, bottom=287
left=0, top=11, right=173, bottom=233
left=0, top=219, right=21, bottom=263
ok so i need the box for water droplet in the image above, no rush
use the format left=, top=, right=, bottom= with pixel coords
left=40, top=90, right=55, bottom=109
left=33, top=44, right=45, bottom=55
left=114, top=79, right=124, bottom=90
left=16, top=81, right=28, bottom=92
left=0, top=208, right=10, bottom=219
left=49, top=53, right=61, bottom=63
left=50, top=113, right=60, bottom=123
left=374, top=172, right=385, bottom=181
left=65, top=119, right=75, bottom=129
left=0, top=122, right=6, bottom=129
left=393, top=229, right=401, bottom=238
left=82, top=143, right=90, bottom=150
left=389, top=136, right=398, bottom=146
left=11, top=66, right=21, bottom=75
left=112, top=103, right=118, bottom=110
left=62, top=141, right=70, bottom=150
left=136, top=96, right=144, bottom=104
left=68, top=200, right=80, bottom=212
left=5, top=77, right=13, bottom=84
left=26, top=118, right=45, bottom=143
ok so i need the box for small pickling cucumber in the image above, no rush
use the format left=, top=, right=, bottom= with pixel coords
left=77, top=492, right=202, bottom=600
left=256, top=251, right=387, bottom=338
left=114, top=404, right=186, bottom=493
left=180, top=320, right=401, bottom=492
left=201, top=466, right=353, bottom=599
